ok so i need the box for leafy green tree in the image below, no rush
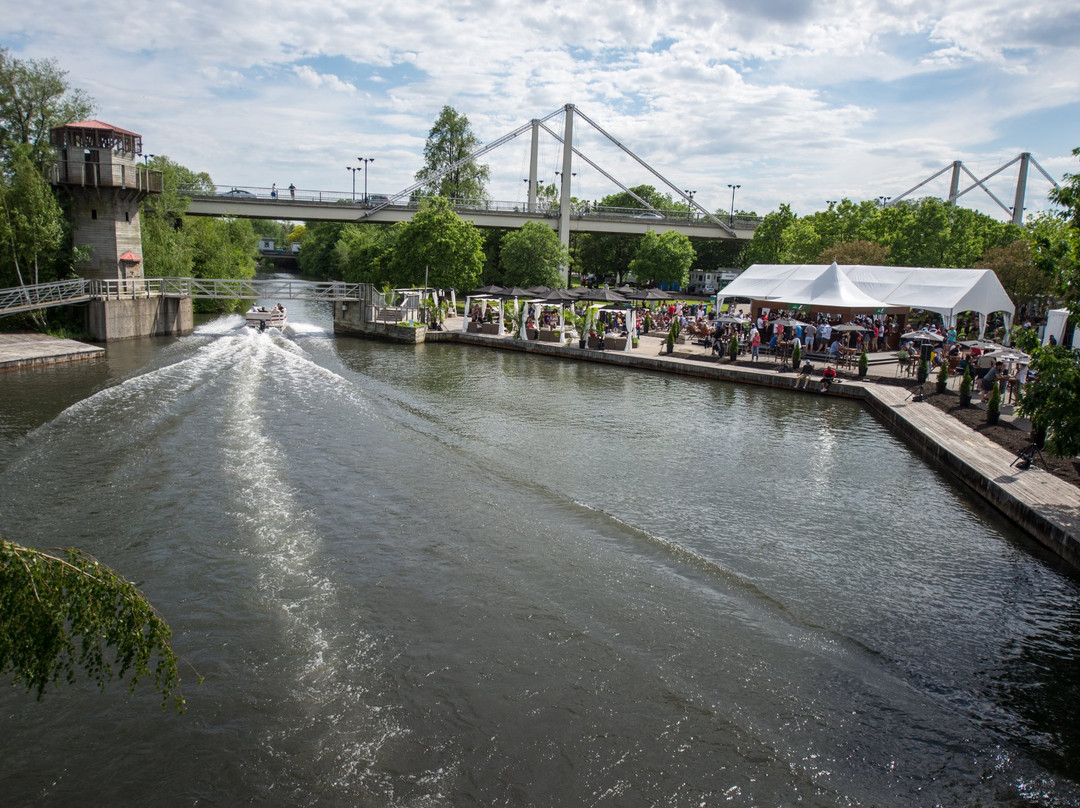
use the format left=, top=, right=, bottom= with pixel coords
left=0, top=146, right=66, bottom=290
left=574, top=232, right=639, bottom=285
left=389, top=196, right=485, bottom=290
left=629, top=230, right=695, bottom=288
left=138, top=156, right=257, bottom=310
left=1012, top=327, right=1080, bottom=456
left=1, top=538, right=185, bottom=711
left=414, top=106, right=490, bottom=203
left=0, top=48, right=94, bottom=164
left=815, top=239, right=890, bottom=265
left=779, top=218, right=824, bottom=264
left=334, top=222, right=400, bottom=285
left=297, top=221, right=346, bottom=280
left=978, top=240, right=1054, bottom=308
left=140, top=156, right=212, bottom=279
left=737, top=203, right=798, bottom=267
left=498, top=221, right=568, bottom=287
left=1046, top=147, right=1080, bottom=313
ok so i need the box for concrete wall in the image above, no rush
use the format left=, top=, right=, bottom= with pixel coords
left=333, top=301, right=426, bottom=343
left=85, top=296, right=194, bottom=341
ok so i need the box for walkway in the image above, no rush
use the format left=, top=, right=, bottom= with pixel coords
left=0, top=333, right=103, bottom=370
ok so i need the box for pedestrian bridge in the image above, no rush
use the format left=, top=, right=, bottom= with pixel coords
left=0, top=277, right=363, bottom=317
left=182, top=192, right=759, bottom=240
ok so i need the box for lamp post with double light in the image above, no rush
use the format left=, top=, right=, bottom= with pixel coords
left=359, top=157, right=374, bottom=204
left=346, top=166, right=360, bottom=202
left=727, top=184, right=740, bottom=225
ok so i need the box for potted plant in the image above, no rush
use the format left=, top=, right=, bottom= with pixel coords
left=791, top=341, right=802, bottom=371
left=986, top=383, right=1001, bottom=425
left=935, top=360, right=948, bottom=394
left=727, top=335, right=739, bottom=361
left=959, top=366, right=973, bottom=406
left=916, top=358, right=929, bottom=384
left=858, top=348, right=869, bottom=378
left=665, top=323, right=676, bottom=354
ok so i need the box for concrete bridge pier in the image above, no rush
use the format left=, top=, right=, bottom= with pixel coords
left=86, top=296, right=194, bottom=341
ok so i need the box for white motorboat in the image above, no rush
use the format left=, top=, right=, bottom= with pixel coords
left=245, top=306, right=287, bottom=330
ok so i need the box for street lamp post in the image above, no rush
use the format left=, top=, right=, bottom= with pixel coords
left=878, top=195, right=891, bottom=207
left=346, top=167, right=360, bottom=202
left=684, top=189, right=696, bottom=219
left=727, top=184, right=741, bottom=225
left=359, top=157, right=374, bottom=204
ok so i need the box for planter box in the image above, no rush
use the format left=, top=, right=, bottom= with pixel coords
left=481, top=322, right=500, bottom=334
left=538, top=329, right=562, bottom=343
left=607, top=337, right=627, bottom=351
left=467, top=321, right=483, bottom=333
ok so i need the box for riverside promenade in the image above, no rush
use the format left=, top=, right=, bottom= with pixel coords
left=428, top=326, right=1080, bottom=569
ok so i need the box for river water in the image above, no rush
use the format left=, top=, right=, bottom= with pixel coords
left=2, top=294, right=1079, bottom=807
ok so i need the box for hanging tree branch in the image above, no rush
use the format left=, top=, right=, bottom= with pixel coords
left=0, top=538, right=187, bottom=711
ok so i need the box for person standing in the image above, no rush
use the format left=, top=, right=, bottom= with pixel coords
left=271, top=183, right=277, bottom=199
left=289, top=183, right=296, bottom=199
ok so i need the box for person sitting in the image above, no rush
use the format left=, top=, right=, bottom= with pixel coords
left=795, top=360, right=814, bottom=389
left=820, top=365, right=837, bottom=392
left=980, top=361, right=1001, bottom=401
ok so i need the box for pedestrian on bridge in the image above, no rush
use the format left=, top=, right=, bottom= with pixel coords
left=289, top=183, right=295, bottom=199
left=271, top=183, right=277, bottom=199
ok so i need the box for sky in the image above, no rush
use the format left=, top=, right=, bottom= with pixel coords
left=6, top=0, right=1079, bottom=221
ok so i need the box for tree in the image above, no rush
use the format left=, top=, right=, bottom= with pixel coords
left=389, top=196, right=485, bottom=290
left=737, top=203, right=797, bottom=267
left=498, top=221, right=568, bottom=287
left=0, top=146, right=66, bottom=291
left=1046, top=147, right=1080, bottom=313
left=298, top=221, right=346, bottom=280
left=629, top=230, right=695, bottom=288
left=1, top=538, right=185, bottom=711
left=0, top=49, right=95, bottom=164
left=816, top=239, right=890, bottom=265
left=978, top=240, right=1054, bottom=307
left=334, top=222, right=399, bottom=285
left=139, top=156, right=257, bottom=311
left=1012, top=328, right=1080, bottom=456
left=413, top=106, right=490, bottom=203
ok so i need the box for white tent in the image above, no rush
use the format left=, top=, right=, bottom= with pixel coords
left=1043, top=309, right=1074, bottom=346
left=719, top=263, right=1014, bottom=334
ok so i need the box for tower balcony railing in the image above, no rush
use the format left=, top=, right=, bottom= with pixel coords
left=49, top=161, right=163, bottom=193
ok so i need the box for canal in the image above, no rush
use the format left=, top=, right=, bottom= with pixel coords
left=1, top=295, right=1078, bottom=806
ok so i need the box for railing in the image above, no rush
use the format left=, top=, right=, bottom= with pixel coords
left=50, top=161, right=163, bottom=193
left=90, top=277, right=363, bottom=301
left=177, top=185, right=764, bottom=229
left=0, top=277, right=364, bottom=317
left=0, top=279, right=93, bottom=315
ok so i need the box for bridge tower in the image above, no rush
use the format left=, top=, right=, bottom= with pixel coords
left=48, top=120, right=191, bottom=340
left=49, top=120, right=161, bottom=281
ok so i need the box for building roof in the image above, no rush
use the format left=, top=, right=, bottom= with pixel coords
left=118, top=252, right=142, bottom=262
left=60, top=120, right=142, bottom=137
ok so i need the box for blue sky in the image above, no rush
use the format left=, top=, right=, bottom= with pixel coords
left=6, top=0, right=1078, bottom=220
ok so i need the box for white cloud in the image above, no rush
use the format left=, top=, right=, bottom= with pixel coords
left=4, top=0, right=1076, bottom=217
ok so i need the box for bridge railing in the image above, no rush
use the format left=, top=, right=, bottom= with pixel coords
left=178, top=185, right=764, bottom=230
left=0, top=279, right=93, bottom=315
left=89, top=277, right=364, bottom=301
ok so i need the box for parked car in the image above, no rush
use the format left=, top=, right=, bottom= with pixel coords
left=359, top=194, right=392, bottom=207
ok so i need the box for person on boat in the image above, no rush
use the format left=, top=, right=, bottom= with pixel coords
left=276, top=303, right=286, bottom=316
